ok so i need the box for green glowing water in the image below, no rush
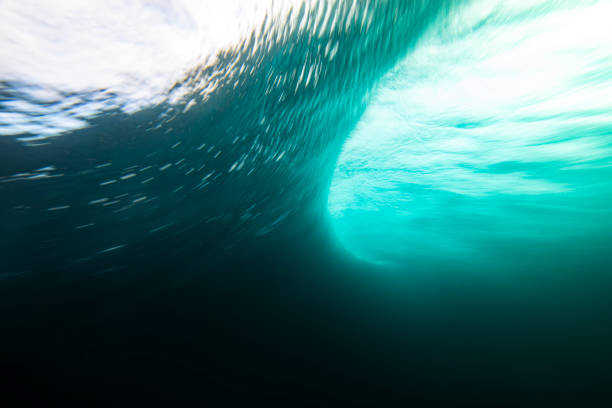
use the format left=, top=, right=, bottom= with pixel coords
left=328, top=1, right=612, bottom=268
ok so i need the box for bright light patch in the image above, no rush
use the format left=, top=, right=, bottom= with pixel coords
left=0, top=0, right=308, bottom=139
left=328, top=0, right=612, bottom=266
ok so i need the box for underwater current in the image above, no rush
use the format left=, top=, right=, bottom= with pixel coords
left=1, top=0, right=612, bottom=405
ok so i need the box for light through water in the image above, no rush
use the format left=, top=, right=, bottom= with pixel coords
left=329, top=0, right=612, bottom=268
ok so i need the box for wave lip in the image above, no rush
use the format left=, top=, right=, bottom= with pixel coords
left=0, top=1, right=448, bottom=276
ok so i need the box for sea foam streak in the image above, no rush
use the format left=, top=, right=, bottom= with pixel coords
left=0, top=1, right=447, bottom=276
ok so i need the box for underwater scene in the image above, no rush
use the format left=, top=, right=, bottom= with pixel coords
left=1, top=0, right=612, bottom=405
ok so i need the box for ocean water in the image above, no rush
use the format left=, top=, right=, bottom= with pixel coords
left=1, top=1, right=612, bottom=405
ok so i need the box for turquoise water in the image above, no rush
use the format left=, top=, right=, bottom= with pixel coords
left=329, top=1, right=612, bottom=269
left=1, top=0, right=612, bottom=404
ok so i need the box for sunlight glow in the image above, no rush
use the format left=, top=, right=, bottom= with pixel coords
left=329, top=0, right=612, bottom=265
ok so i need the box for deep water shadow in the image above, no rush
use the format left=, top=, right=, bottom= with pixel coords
left=2, top=214, right=612, bottom=406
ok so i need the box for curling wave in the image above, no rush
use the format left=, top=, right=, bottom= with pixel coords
left=0, top=0, right=448, bottom=276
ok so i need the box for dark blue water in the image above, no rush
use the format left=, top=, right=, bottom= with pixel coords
left=1, top=1, right=612, bottom=405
